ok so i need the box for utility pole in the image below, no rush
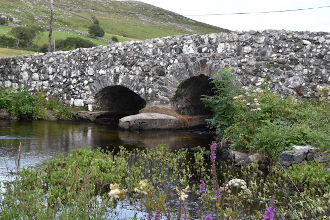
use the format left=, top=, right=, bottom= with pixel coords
left=48, top=0, right=53, bottom=52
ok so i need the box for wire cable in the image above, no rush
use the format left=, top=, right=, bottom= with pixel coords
left=185, top=5, right=330, bottom=16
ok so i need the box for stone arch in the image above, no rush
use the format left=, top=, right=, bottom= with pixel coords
left=170, top=74, right=214, bottom=115
left=94, top=85, right=146, bottom=116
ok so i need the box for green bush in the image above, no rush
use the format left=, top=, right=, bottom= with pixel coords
left=0, top=35, right=16, bottom=47
left=10, top=26, right=38, bottom=47
left=111, top=36, right=119, bottom=42
left=88, top=24, right=105, bottom=37
left=0, top=89, right=45, bottom=119
left=56, top=37, right=95, bottom=51
left=0, top=89, right=72, bottom=120
left=224, top=88, right=330, bottom=158
left=201, top=68, right=241, bottom=138
left=0, top=17, right=7, bottom=25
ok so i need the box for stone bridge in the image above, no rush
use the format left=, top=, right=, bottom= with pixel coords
left=0, top=30, right=329, bottom=117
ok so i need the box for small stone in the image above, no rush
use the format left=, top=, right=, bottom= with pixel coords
left=32, top=73, right=39, bottom=81
left=302, top=40, right=311, bottom=45
left=73, top=99, right=84, bottom=107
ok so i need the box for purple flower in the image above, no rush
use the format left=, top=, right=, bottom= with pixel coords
left=147, top=211, right=153, bottom=220
left=214, top=188, right=221, bottom=201
left=200, top=180, right=206, bottom=194
left=263, top=205, right=276, bottom=220
left=155, top=208, right=161, bottom=220
left=204, top=216, right=213, bottom=220
left=210, top=143, right=217, bottom=161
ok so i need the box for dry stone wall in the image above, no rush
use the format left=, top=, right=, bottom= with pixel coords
left=0, top=30, right=329, bottom=109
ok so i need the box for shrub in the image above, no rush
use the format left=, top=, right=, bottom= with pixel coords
left=88, top=24, right=105, bottom=37
left=55, top=37, right=95, bottom=51
left=224, top=88, right=330, bottom=158
left=0, top=89, right=72, bottom=120
left=111, top=36, right=119, bottom=42
left=0, top=17, right=7, bottom=25
left=0, top=89, right=45, bottom=119
left=201, top=68, right=241, bottom=138
left=0, top=35, right=16, bottom=47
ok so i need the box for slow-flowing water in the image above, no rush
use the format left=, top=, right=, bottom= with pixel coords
left=0, top=120, right=214, bottom=218
left=0, top=120, right=214, bottom=181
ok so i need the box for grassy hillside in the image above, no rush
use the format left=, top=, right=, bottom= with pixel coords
left=0, top=0, right=228, bottom=41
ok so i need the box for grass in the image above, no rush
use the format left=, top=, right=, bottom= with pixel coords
left=0, top=0, right=228, bottom=42
left=0, top=47, right=36, bottom=57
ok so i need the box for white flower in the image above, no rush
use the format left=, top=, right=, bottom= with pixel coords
left=228, top=179, right=247, bottom=189
left=176, top=186, right=189, bottom=201
left=108, top=183, right=126, bottom=199
left=247, top=103, right=251, bottom=106
left=134, top=179, right=150, bottom=195
left=256, top=108, right=261, bottom=111
left=108, top=188, right=121, bottom=199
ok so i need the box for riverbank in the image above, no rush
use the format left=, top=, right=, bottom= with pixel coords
left=0, top=145, right=329, bottom=219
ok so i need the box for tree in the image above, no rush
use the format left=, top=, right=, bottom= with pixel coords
left=10, top=26, right=37, bottom=47
left=88, top=16, right=104, bottom=37
left=88, top=24, right=105, bottom=37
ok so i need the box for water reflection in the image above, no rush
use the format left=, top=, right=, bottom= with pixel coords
left=0, top=120, right=214, bottom=182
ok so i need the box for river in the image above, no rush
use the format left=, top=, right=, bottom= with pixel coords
left=0, top=120, right=214, bottom=184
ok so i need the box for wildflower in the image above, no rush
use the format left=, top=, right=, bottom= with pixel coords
left=246, top=103, right=251, bottom=106
left=263, top=205, right=276, bottom=220
left=108, top=183, right=126, bottom=199
left=228, top=179, right=247, bottom=189
left=227, top=179, right=251, bottom=194
left=147, top=211, right=153, bottom=220
left=155, top=208, right=161, bottom=220
left=210, top=143, right=217, bottom=161
left=134, top=179, right=149, bottom=195
left=200, top=180, right=206, bottom=194
left=256, top=107, right=261, bottom=111
left=214, top=188, right=221, bottom=201
left=176, top=185, right=189, bottom=201
left=204, top=216, right=213, bottom=220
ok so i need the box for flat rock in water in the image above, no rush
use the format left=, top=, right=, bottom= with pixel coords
left=119, top=113, right=181, bottom=130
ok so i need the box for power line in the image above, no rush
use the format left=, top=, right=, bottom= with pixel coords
left=185, top=5, right=330, bottom=16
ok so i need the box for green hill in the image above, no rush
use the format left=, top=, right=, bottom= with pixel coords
left=0, top=0, right=228, bottom=41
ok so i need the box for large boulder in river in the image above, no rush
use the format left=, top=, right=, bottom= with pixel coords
left=278, top=145, right=318, bottom=168
left=119, top=113, right=181, bottom=130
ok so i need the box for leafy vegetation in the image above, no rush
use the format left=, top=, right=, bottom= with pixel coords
left=201, top=68, right=241, bottom=137
left=0, top=145, right=328, bottom=219
left=0, top=89, right=72, bottom=120
left=203, top=70, right=329, bottom=160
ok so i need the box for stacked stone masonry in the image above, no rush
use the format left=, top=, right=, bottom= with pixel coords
left=0, top=30, right=329, bottom=109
